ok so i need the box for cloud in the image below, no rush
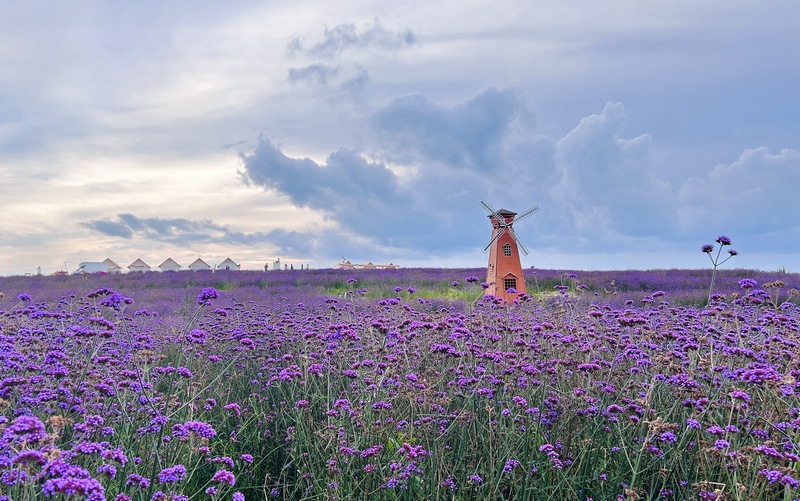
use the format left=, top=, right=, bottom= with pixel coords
left=288, top=64, right=339, bottom=86
left=81, top=219, right=134, bottom=239
left=371, top=87, right=531, bottom=171
left=240, top=89, right=687, bottom=259
left=678, top=147, right=800, bottom=237
left=81, top=213, right=315, bottom=254
left=239, top=139, right=437, bottom=246
left=287, top=63, right=369, bottom=101
left=550, top=102, right=672, bottom=240
left=287, top=19, right=417, bottom=59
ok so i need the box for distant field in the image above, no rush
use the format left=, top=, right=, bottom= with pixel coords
left=2, top=268, right=800, bottom=500
left=2, top=267, right=799, bottom=307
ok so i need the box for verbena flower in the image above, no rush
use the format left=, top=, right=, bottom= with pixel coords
left=738, top=279, right=758, bottom=289
left=212, top=469, right=236, bottom=485
left=183, top=421, right=216, bottom=439
left=196, top=287, right=220, bottom=305
left=158, top=464, right=187, bottom=484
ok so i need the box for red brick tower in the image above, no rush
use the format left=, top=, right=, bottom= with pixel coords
left=481, top=201, right=539, bottom=302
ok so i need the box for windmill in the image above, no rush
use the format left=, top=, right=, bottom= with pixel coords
left=480, top=200, right=540, bottom=301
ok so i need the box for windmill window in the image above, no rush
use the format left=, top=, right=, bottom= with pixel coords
left=503, top=243, right=512, bottom=256
left=504, top=277, right=517, bottom=291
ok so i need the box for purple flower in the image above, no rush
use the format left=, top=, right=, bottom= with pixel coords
left=4, top=415, right=47, bottom=445
left=701, top=244, right=714, bottom=253
left=233, top=492, right=245, bottom=501
left=126, top=473, right=150, bottom=488
left=503, top=458, right=520, bottom=473
left=12, top=450, right=47, bottom=466
left=760, top=469, right=783, bottom=484
left=714, top=439, right=730, bottom=449
left=738, top=279, right=758, bottom=289
left=729, top=390, right=751, bottom=403
left=17, top=293, right=32, bottom=302
left=158, top=464, right=187, bottom=484
left=42, top=476, right=105, bottom=499
left=728, top=249, right=738, bottom=256
left=715, top=235, right=731, bottom=245
left=451, top=281, right=459, bottom=287
left=183, top=420, right=216, bottom=439
left=99, top=292, right=133, bottom=309
left=659, top=431, right=677, bottom=443
left=196, top=287, right=220, bottom=305
left=212, top=469, right=236, bottom=486
left=186, top=329, right=208, bottom=345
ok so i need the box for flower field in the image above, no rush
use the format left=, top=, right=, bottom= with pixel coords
left=1, top=267, right=800, bottom=500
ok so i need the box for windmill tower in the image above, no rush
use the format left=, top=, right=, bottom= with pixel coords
left=481, top=200, right=540, bottom=302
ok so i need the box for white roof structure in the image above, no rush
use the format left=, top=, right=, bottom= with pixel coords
left=188, top=258, right=212, bottom=271
left=159, top=258, right=182, bottom=271
left=217, top=258, right=240, bottom=270
left=128, top=258, right=151, bottom=272
left=103, top=258, right=122, bottom=273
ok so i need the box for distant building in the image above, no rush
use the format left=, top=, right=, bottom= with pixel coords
left=159, top=258, right=182, bottom=272
left=188, top=258, right=212, bottom=271
left=272, top=258, right=281, bottom=270
left=336, top=260, right=398, bottom=270
left=337, top=260, right=355, bottom=270
left=103, top=258, right=122, bottom=274
left=128, top=259, right=151, bottom=273
left=217, top=258, right=240, bottom=271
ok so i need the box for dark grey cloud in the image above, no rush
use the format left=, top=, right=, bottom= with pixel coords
left=239, top=139, right=441, bottom=246
left=287, top=19, right=417, bottom=59
left=80, top=219, right=134, bottom=238
left=371, top=88, right=530, bottom=171
left=82, top=213, right=314, bottom=255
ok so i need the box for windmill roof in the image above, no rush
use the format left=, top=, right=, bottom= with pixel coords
left=489, top=208, right=517, bottom=216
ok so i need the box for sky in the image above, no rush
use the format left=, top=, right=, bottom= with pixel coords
left=1, top=1, right=799, bottom=275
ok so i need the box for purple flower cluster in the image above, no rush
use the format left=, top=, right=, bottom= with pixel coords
left=2, top=268, right=800, bottom=499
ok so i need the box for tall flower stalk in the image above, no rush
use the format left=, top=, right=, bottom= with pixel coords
left=702, top=235, right=738, bottom=305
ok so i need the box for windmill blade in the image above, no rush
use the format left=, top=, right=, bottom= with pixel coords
left=479, top=199, right=497, bottom=214
left=508, top=227, right=530, bottom=256
left=514, top=205, right=540, bottom=223
left=480, top=200, right=507, bottom=227
left=483, top=228, right=506, bottom=252
left=491, top=212, right=508, bottom=228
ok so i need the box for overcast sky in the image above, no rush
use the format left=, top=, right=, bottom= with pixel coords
left=2, top=1, right=799, bottom=275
